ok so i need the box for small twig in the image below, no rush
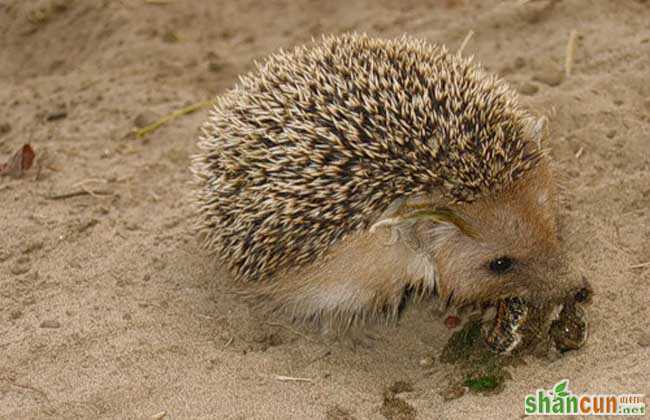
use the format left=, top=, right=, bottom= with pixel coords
left=224, top=337, right=234, bottom=347
left=144, top=0, right=171, bottom=4
left=457, top=30, right=474, bottom=56
left=150, top=411, right=167, bottom=420
left=304, top=350, right=332, bottom=368
left=264, top=321, right=314, bottom=342
left=275, top=375, right=314, bottom=383
left=80, top=79, right=101, bottom=91
left=574, top=147, right=584, bottom=159
left=620, top=208, right=643, bottom=218
left=565, top=29, right=578, bottom=78
left=44, top=188, right=113, bottom=200
left=134, top=100, right=213, bottom=139
left=149, top=191, right=162, bottom=202
left=82, top=186, right=104, bottom=198
left=72, top=178, right=108, bottom=188
left=517, top=0, right=561, bottom=5
left=2, top=378, right=49, bottom=402
left=630, top=262, right=650, bottom=269
left=136, top=300, right=165, bottom=310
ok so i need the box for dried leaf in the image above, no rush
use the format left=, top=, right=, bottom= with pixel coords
left=0, top=144, right=35, bottom=178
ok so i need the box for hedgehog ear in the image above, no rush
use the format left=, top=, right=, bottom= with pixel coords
left=526, top=116, right=548, bottom=149
left=370, top=200, right=476, bottom=238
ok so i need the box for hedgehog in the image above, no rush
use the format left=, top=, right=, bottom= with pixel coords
left=191, top=34, right=592, bottom=354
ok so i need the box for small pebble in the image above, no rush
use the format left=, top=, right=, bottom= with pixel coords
left=49, top=59, right=65, bottom=71
left=389, top=380, right=414, bottom=394
left=532, top=67, right=564, bottom=87
left=606, top=129, right=616, bottom=139
left=499, top=65, right=513, bottom=75
left=518, top=82, right=539, bottom=96
left=40, top=320, right=61, bottom=329
left=124, top=221, right=140, bottom=231
left=513, top=57, right=526, bottom=69
left=46, top=110, right=68, bottom=121
left=23, top=240, right=44, bottom=254
left=162, top=30, right=179, bottom=43
left=0, top=122, right=11, bottom=136
left=152, top=258, right=166, bottom=271
left=163, top=217, right=181, bottom=229
left=0, top=249, right=12, bottom=262
left=419, top=356, right=434, bottom=368
left=10, top=310, right=23, bottom=320
left=206, top=51, right=226, bottom=73
left=637, top=332, right=650, bottom=348
left=208, top=61, right=225, bottom=73
left=78, top=218, right=99, bottom=233
left=134, top=110, right=160, bottom=129
left=11, top=262, right=30, bottom=275
left=25, top=271, right=39, bottom=282
left=440, top=385, right=467, bottom=401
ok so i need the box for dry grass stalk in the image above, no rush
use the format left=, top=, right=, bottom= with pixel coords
left=565, top=30, right=578, bottom=78
left=135, top=100, right=213, bottom=139
left=275, top=375, right=314, bottom=383
left=457, top=30, right=474, bottom=56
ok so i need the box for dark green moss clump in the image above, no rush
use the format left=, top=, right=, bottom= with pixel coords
left=439, top=320, right=513, bottom=397
left=439, top=320, right=483, bottom=364
left=462, top=358, right=511, bottom=394
left=464, top=375, right=500, bottom=392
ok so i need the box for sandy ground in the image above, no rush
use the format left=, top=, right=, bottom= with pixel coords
left=1, top=0, right=649, bottom=419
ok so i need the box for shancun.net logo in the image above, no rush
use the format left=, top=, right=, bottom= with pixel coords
left=524, top=380, right=646, bottom=416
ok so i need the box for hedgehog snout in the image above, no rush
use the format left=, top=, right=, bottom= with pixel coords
left=482, top=257, right=592, bottom=355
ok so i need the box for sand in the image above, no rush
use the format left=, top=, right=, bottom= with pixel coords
left=1, top=0, right=649, bottom=419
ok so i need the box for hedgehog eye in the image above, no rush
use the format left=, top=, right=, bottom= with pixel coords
left=488, top=257, right=514, bottom=275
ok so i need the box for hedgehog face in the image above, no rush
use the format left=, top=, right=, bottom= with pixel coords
left=432, top=166, right=585, bottom=304
left=416, top=164, right=592, bottom=353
